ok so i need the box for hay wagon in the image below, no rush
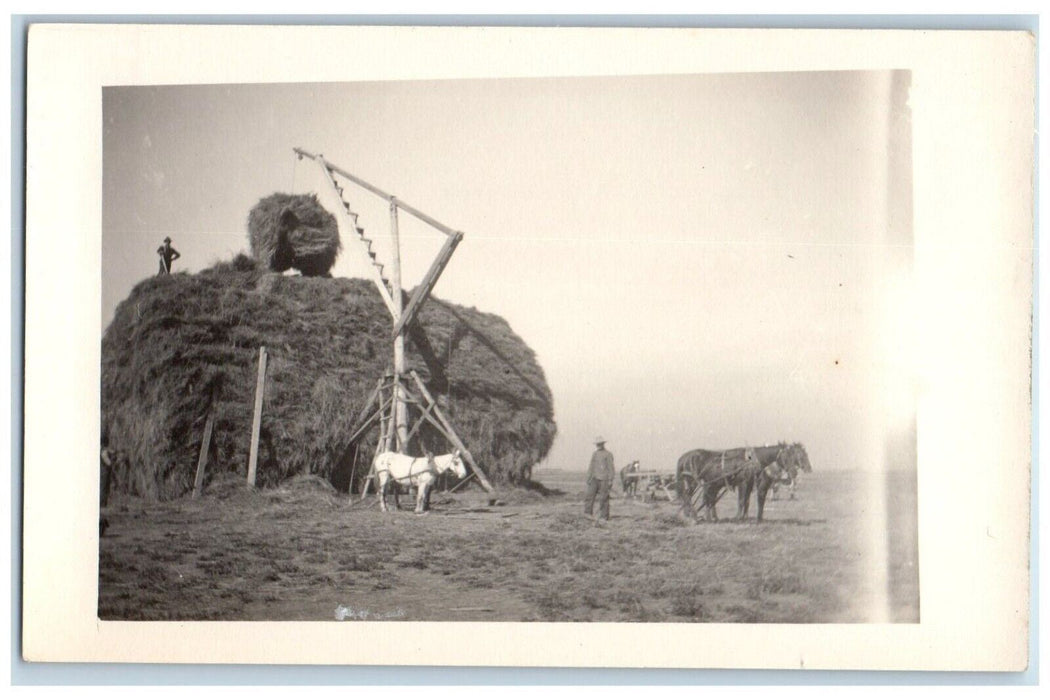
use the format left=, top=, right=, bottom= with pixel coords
left=623, top=471, right=679, bottom=502
left=642, top=474, right=711, bottom=513
left=626, top=470, right=710, bottom=516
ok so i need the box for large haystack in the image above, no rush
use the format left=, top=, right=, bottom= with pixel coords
left=101, top=257, right=555, bottom=500
left=248, top=193, right=341, bottom=276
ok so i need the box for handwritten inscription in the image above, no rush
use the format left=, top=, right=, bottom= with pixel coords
left=335, top=604, right=406, bottom=621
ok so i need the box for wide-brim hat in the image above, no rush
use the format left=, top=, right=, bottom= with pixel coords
left=163, top=236, right=172, bottom=243
left=594, top=436, right=606, bottom=445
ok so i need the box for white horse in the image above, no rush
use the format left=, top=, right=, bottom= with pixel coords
left=373, top=450, right=468, bottom=515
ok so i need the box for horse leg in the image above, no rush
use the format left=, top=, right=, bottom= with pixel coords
left=736, top=481, right=750, bottom=521
left=415, top=476, right=431, bottom=515
left=678, top=473, right=698, bottom=520
left=378, top=474, right=388, bottom=513
left=756, top=481, right=769, bottom=522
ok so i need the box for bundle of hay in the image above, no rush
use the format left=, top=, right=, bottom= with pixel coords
left=101, top=257, right=555, bottom=501
left=248, top=193, right=341, bottom=276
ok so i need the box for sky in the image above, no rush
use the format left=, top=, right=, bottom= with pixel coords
left=103, top=71, right=915, bottom=474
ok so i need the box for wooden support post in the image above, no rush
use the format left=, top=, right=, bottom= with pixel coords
left=409, top=371, right=495, bottom=493
left=294, top=148, right=459, bottom=237
left=345, top=377, right=388, bottom=447
left=313, top=158, right=397, bottom=315
left=404, top=397, right=437, bottom=443
left=390, top=200, right=408, bottom=454
left=350, top=377, right=385, bottom=434
left=246, top=346, right=268, bottom=487
left=400, top=374, right=440, bottom=444
left=192, top=413, right=215, bottom=499
left=449, top=471, right=476, bottom=494
left=399, top=386, right=454, bottom=439
left=362, top=386, right=391, bottom=501
left=347, top=444, right=361, bottom=499
left=344, top=405, right=384, bottom=448
left=392, top=231, right=463, bottom=338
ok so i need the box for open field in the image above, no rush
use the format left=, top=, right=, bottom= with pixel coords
left=98, top=469, right=918, bottom=623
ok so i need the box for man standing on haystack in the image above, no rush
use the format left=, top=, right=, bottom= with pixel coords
left=157, top=236, right=181, bottom=275
left=584, top=436, right=615, bottom=522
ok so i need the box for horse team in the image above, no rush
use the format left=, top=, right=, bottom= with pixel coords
left=675, top=442, right=812, bottom=522
left=618, top=442, right=812, bottom=522
left=368, top=442, right=811, bottom=523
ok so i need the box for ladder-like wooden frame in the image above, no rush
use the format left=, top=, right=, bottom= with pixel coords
left=294, top=147, right=493, bottom=494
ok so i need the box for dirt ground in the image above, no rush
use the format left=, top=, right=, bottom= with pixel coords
left=98, top=469, right=919, bottom=623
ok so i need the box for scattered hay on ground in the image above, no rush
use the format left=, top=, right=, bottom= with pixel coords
left=264, top=475, right=343, bottom=509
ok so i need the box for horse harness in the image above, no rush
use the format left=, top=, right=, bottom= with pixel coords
left=691, top=451, right=756, bottom=507
left=375, top=454, right=439, bottom=485
left=684, top=448, right=791, bottom=513
left=710, top=450, right=755, bottom=487
left=763, top=447, right=801, bottom=485
left=760, top=448, right=787, bottom=482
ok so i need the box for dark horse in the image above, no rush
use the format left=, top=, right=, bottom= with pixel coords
left=770, top=442, right=813, bottom=501
left=677, top=443, right=812, bottom=521
left=675, top=446, right=761, bottom=521
left=747, top=443, right=809, bottom=521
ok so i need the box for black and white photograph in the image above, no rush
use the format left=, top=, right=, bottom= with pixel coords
left=21, top=25, right=1033, bottom=670
left=96, top=71, right=917, bottom=625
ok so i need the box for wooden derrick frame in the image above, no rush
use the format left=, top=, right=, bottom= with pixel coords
left=344, top=371, right=495, bottom=499
left=294, top=147, right=495, bottom=494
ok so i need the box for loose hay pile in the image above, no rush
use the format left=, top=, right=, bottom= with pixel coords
left=248, top=193, right=341, bottom=276
left=101, top=257, right=556, bottom=500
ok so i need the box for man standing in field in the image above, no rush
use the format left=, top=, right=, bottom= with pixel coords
left=584, top=436, right=615, bottom=521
